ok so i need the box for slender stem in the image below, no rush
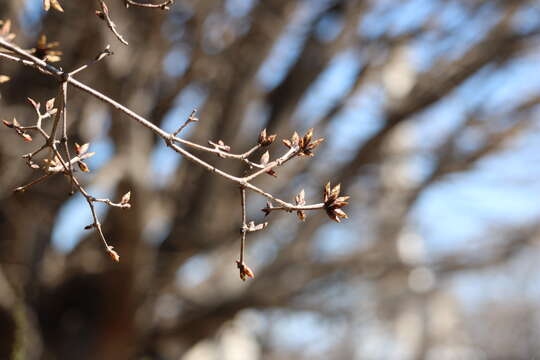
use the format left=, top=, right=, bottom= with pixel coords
left=124, top=0, right=174, bottom=8
left=239, top=187, right=247, bottom=264
left=97, top=0, right=129, bottom=46
left=13, top=173, right=52, bottom=192
left=243, top=147, right=298, bottom=182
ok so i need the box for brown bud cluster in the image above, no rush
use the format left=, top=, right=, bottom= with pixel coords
left=31, top=34, right=62, bottom=62
left=262, top=201, right=273, bottom=217
left=236, top=260, right=254, bottom=281
left=3, top=118, right=33, bottom=142
left=323, top=182, right=349, bottom=223
left=282, top=128, right=324, bottom=157
left=259, top=151, right=277, bottom=177
left=74, top=143, right=96, bottom=173
left=107, top=246, right=120, bottom=262
left=43, top=0, right=64, bottom=12
left=258, top=128, right=277, bottom=146
left=120, top=191, right=131, bottom=207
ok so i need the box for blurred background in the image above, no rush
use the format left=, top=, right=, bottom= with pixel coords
left=1, top=0, right=540, bottom=359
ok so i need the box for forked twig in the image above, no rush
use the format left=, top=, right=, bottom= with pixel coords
left=0, top=35, right=349, bottom=279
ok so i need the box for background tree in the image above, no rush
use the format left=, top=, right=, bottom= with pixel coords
left=1, top=0, right=540, bottom=359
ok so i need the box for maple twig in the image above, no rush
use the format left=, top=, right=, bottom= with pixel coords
left=0, top=36, right=349, bottom=272
left=96, top=0, right=129, bottom=46
left=124, top=0, right=174, bottom=9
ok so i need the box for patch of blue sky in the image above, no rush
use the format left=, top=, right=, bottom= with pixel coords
left=311, top=220, right=367, bottom=261
left=294, top=49, right=362, bottom=127
left=266, top=310, right=344, bottom=355
left=256, top=1, right=325, bottom=90
left=322, top=85, right=385, bottom=160
left=143, top=212, right=173, bottom=245
left=512, top=3, right=540, bottom=34
left=452, top=251, right=540, bottom=312
left=20, top=0, right=44, bottom=35
left=413, top=159, right=540, bottom=257
left=176, top=254, right=212, bottom=288
left=150, top=83, right=206, bottom=187
left=52, top=186, right=112, bottom=253
left=411, top=59, right=531, bottom=153
left=475, top=58, right=540, bottom=113
left=315, top=9, right=343, bottom=43
left=225, top=0, right=256, bottom=19
left=408, top=2, right=499, bottom=71
left=163, top=46, right=191, bottom=78
left=410, top=52, right=540, bottom=258
left=412, top=181, right=487, bottom=256
left=359, top=0, right=437, bottom=39
left=85, top=137, right=115, bottom=170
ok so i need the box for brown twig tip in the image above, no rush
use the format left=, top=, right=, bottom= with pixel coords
left=258, top=128, right=277, bottom=146
left=282, top=129, right=324, bottom=157
left=236, top=260, right=254, bottom=281
left=262, top=200, right=273, bottom=216
left=173, top=109, right=198, bottom=136
left=323, top=182, right=350, bottom=223
left=107, top=246, right=120, bottom=262
left=4, top=118, right=34, bottom=141
left=96, top=1, right=129, bottom=46
left=120, top=191, right=131, bottom=207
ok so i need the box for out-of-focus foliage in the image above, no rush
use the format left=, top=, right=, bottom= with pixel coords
left=1, top=0, right=540, bottom=359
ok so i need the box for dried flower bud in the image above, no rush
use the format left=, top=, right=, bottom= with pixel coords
left=266, top=169, right=277, bottom=177
left=295, top=189, right=306, bottom=206
left=262, top=201, right=273, bottom=216
left=236, top=260, right=254, bottom=281
left=291, top=132, right=300, bottom=146
left=258, top=128, right=277, bottom=146
left=260, top=151, right=270, bottom=166
left=75, top=142, right=90, bottom=156
left=46, top=98, right=55, bottom=112
left=78, top=161, right=90, bottom=173
left=43, top=0, right=64, bottom=12
left=323, top=181, right=349, bottom=223
left=107, top=246, right=120, bottom=262
left=247, top=221, right=268, bottom=232
left=120, top=191, right=131, bottom=205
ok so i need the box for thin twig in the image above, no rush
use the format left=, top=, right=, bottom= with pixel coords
left=239, top=186, right=247, bottom=265
left=0, top=36, right=349, bottom=269
left=124, top=0, right=174, bottom=9
left=96, top=0, right=129, bottom=46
